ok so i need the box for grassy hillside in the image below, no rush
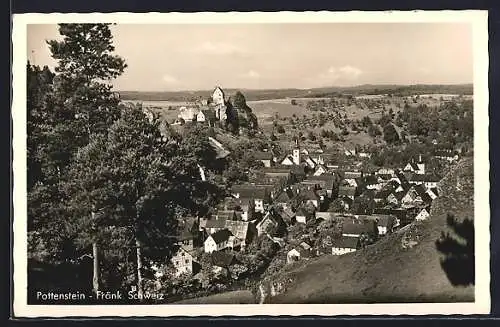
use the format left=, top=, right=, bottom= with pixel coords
left=265, top=158, right=475, bottom=303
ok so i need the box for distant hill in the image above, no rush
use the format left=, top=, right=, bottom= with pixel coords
left=118, top=84, right=473, bottom=102
left=260, top=157, right=475, bottom=304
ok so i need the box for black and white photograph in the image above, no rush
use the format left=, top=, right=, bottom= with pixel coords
left=12, top=11, right=490, bottom=317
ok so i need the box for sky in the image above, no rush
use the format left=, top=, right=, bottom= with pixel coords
left=27, top=23, right=473, bottom=91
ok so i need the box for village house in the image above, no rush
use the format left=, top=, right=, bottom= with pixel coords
left=303, top=155, right=318, bottom=169
left=196, top=109, right=217, bottom=126
left=261, top=167, right=293, bottom=181
left=344, top=170, right=363, bottom=179
left=338, top=185, right=357, bottom=201
left=254, top=151, right=274, bottom=168
left=414, top=207, right=431, bottom=221
left=167, top=218, right=199, bottom=277
left=315, top=211, right=344, bottom=222
left=203, top=217, right=228, bottom=236
left=403, top=155, right=425, bottom=175
left=178, top=106, right=200, bottom=122
left=298, top=187, right=320, bottom=208
left=280, top=148, right=301, bottom=166
left=274, top=189, right=295, bottom=209
left=278, top=206, right=296, bottom=225
left=395, top=170, right=412, bottom=191
left=224, top=197, right=254, bottom=221
left=286, top=242, right=313, bottom=264
left=231, top=185, right=270, bottom=213
left=331, top=235, right=360, bottom=256
left=204, top=229, right=233, bottom=253
left=256, top=211, right=279, bottom=236
left=364, top=174, right=382, bottom=191
left=401, top=184, right=433, bottom=208
left=170, top=246, right=195, bottom=277
left=295, top=206, right=315, bottom=224
left=374, top=207, right=411, bottom=227
left=376, top=168, right=395, bottom=176
left=363, top=214, right=399, bottom=236
left=313, top=164, right=328, bottom=176
left=224, top=220, right=255, bottom=250
left=341, top=218, right=378, bottom=238
left=426, top=187, right=439, bottom=200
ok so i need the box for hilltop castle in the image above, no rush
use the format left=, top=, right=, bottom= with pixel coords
left=177, top=86, right=230, bottom=125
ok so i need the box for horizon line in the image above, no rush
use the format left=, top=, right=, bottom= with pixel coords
left=116, top=82, right=474, bottom=94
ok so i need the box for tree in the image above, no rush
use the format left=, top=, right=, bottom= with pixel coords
left=47, top=24, right=127, bottom=144
left=233, top=91, right=247, bottom=111
left=328, top=198, right=346, bottom=212
left=383, top=123, right=400, bottom=144
left=276, top=125, right=285, bottom=134
left=27, top=24, right=127, bottom=287
left=27, top=63, right=55, bottom=189
left=64, top=107, right=222, bottom=294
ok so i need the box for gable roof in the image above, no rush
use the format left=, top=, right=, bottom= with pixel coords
left=364, top=174, right=379, bottom=185
left=369, top=214, right=397, bottom=228
left=261, top=167, right=292, bottom=175
left=342, top=219, right=377, bottom=236
left=344, top=171, right=362, bottom=179
left=175, top=216, right=198, bottom=241
left=334, top=235, right=360, bottom=249
left=315, top=211, right=340, bottom=221
left=254, top=151, right=273, bottom=160
left=299, top=188, right=320, bottom=201
left=209, top=229, right=233, bottom=244
left=205, top=217, right=228, bottom=229
left=208, top=137, right=230, bottom=159
left=224, top=220, right=249, bottom=240
left=275, top=189, right=295, bottom=203
left=281, top=155, right=295, bottom=164
left=256, top=211, right=279, bottom=230
left=216, top=210, right=237, bottom=220
left=295, top=205, right=314, bottom=217
left=374, top=207, right=408, bottom=222
left=338, top=185, right=356, bottom=197
left=232, top=185, right=269, bottom=199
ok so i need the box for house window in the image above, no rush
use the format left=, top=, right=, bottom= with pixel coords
left=185, top=259, right=189, bottom=264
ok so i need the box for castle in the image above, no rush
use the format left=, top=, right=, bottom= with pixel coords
left=177, top=86, right=229, bottom=124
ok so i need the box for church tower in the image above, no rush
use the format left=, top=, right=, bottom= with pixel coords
left=292, top=148, right=301, bottom=166
left=417, top=154, right=425, bottom=175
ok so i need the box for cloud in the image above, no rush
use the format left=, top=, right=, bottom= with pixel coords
left=162, top=74, right=179, bottom=84
left=307, top=65, right=363, bottom=87
left=241, top=70, right=260, bottom=79
left=192, top=41, right=246, bottom=56
left=338, top=65, right=363, bottom=79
